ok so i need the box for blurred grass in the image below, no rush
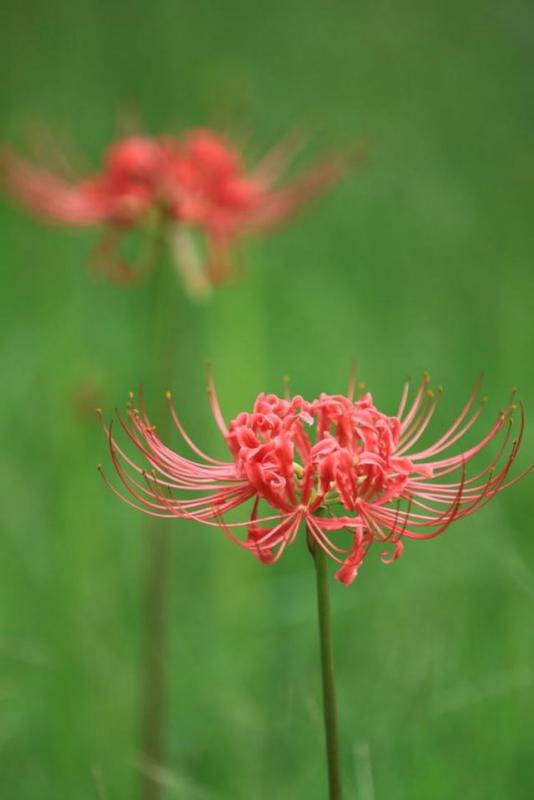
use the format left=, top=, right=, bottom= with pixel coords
left=1, top=0, right=534, bottom=797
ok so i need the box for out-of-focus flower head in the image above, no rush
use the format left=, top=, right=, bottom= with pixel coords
left=99, top=373, right=531, bottom=585
left=2, top=127, right=353, bottom=292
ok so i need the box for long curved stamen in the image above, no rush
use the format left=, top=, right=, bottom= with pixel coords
left=397, top=387, right=443, bottom=454
left=396, top=376, right=411, bottom=419
left=206, top=366, right=229, bottom=437
left=399, top=373, right=432, bottom=432
left=306, top=514, right=355, bottom=565
left=408, top=377, right=484, bottom=459
left=165, top=391, right=227, bottom=465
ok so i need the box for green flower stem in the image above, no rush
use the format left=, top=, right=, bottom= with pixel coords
left=141, top=520, right=170, bottom=800
left=140, top=226, right=176, bottom=800
left=311, top=536, right=344, bottom=800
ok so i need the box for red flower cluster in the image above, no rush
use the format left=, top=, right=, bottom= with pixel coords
left=100, top=375, right=529, bottom=585
left=2, top=129, right=347, bottom=290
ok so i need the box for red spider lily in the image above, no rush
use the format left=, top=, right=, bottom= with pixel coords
left=99, top=374, right=531, bottom=585
left=2, top=128, right=349, bottom=290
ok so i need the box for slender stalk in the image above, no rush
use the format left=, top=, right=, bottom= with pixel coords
left=140, top=230, right=177, bottom=800
left=311, top=536, right=344, bottom=800
left=140, top=521, right=170, bottom=800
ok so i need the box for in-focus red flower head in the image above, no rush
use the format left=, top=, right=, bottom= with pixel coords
left=99, top=373, right=531, bottom=585
left=2, top=127, right=352, bottom=291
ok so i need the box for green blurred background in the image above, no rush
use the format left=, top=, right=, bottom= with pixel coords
left=1, top=1, right=534, bottom=798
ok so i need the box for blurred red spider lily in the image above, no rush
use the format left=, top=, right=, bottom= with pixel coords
left=2, top=128, right=350, bottom=291
left=98, top=374, right=531, bottom=585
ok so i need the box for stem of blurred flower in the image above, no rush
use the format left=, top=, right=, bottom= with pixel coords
left=311, top=531, right=343, bottom=800
left=141, top=523, right=169, bottom=800
left=140, top=223, right=174, bottom=800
